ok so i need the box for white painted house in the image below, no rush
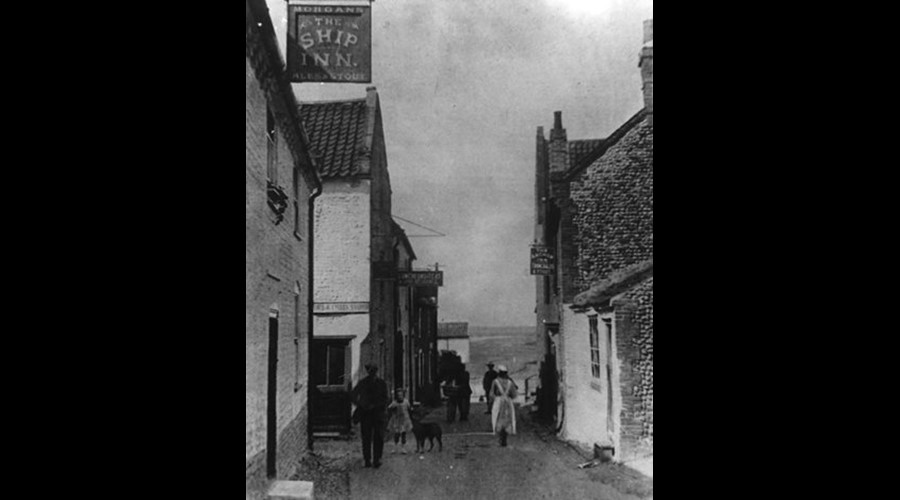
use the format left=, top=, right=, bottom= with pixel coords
left=437, top=322, right=470, bottom=364
left=300, top=87, right=402, bottom=433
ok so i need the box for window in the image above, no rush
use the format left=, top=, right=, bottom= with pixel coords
left=293, top=167, right=302, bottom=239
left=312, top=342, right=346, bottom=386
left=266, top=106, right=277, bottom=184
left=603, top=318, right=613, bottom=366
left=589, top=316, right=601, bottom=379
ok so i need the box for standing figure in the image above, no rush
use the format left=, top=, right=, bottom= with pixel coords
left=387, top=388, right=413, bottom=454
left=351, top=364, right=389, bottom=468
left=490, top=365, right=518, bottom=447
left=482, top=362, right=498, bottom=414
left=455, top=364, right=473, bottom=421
left=442, top=374, right=459, bottom=423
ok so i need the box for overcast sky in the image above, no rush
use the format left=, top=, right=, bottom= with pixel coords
left=264, top=0, right=653, bottom=327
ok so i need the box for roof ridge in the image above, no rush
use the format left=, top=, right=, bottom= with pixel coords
left=562, top=108, right=648, bottom=181
left=572, top=259, right=653, bottom=309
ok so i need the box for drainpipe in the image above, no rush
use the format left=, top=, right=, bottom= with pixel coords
left=392, top=238, right=400, bottom=393
left=306, top=183, right=322, bottom=451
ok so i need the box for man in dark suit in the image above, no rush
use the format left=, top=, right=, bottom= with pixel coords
left=456, top=364, right=473, bottom=421
left=482, top=362, right=498, bottom=414
left=351, top=363, right=389, bottom=468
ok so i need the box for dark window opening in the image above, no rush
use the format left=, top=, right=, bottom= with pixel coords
left=312, top=342, right=346, bottom=387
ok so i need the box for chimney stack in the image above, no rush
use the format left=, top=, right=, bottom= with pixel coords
left=550, top=111, right=565, bottom=141
left=549, top=111, right=568, bottom=175
left=639, top=19, right=653, bottom=114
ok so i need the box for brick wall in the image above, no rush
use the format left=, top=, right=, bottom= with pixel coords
left=612, top=277, right=653, bottom=460
left=570, top=116, right=653, bottom=294
left=625, top=278, right=653, bottom=452
left=554, top=179, right=580, bottom=303
left=246, top=50, right=313, bottom=495
left=313, top=181, right=370, bottom=386
left=313, top=182, right=370, bottom=304
left=368, top=97, right=398, bottom=390
left=563, top=112, right=653, bottom=462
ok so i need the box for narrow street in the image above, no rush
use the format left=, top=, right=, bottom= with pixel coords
left=249, top=3, right=655, bottom=498
left=299, top=401, right=652, bottom=500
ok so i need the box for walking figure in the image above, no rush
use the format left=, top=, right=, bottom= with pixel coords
left=387, top=388, right=413, bottom=454
left=455, top=364, right=473, bottom=421
left=351, top=364, right=389, bottom=468
left=443, top=374, right=460, bottom=423
left=490, top=364, right=518, bottom=447
left=482, top=362, right=498, bottom=414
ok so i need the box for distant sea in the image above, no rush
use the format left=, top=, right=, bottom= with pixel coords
left=466, top=326, right=539, bottom=401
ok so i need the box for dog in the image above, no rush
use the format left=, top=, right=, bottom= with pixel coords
left=410, top=411, right=443, bottom=453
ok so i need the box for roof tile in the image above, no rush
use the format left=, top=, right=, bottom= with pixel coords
left=298, top=99, right=368, bottom=179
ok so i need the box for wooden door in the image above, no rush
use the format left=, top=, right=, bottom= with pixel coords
left=266, top=313, right=278, bottom=477
left=310, top=339, right=352, bottom=434
left=604, top=318, right=615, bottom=435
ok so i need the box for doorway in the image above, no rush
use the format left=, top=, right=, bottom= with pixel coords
left=394, top=330, right=404, bottom=390
left=310, top=338, right=352, bottom=434
left=603, top=318, right=615, bottom=436
left=266, top=311, right=279, bottom=478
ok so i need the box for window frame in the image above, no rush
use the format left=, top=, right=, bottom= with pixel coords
left=589, top=315, right=601, bottom=379
left=293, top=167, right=304, bottom=240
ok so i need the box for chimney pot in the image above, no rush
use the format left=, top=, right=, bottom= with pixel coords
left=553, top=111, right=563, bottom=130
left=640, top=19, right=653, bottom=115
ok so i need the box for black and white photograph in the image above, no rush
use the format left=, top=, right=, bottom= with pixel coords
left=246, top=1, right=653, bottom=498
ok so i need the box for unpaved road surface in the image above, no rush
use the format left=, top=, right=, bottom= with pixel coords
left=343, top=403, right=652, bottom=500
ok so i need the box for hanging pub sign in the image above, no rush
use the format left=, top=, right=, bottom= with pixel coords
left=287, top=1, right=372, bottom=83
left=531, top=245, right=555, bottom=275
left=397, top=271, right=444, bottom=287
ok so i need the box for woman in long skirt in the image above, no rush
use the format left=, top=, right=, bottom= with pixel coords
left=490, top=365, right=518, bottom=447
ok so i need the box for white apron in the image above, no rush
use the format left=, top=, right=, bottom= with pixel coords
left=490, top=377, right=518, bottom=435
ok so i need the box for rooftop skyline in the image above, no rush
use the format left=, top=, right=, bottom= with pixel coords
left=264, top=0, right=653, bottom=326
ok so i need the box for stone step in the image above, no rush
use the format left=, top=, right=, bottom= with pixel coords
left=267, top=480, right=314, bottom=500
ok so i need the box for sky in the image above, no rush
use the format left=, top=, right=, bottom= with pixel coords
left=264, top=0, right=653, bottom=327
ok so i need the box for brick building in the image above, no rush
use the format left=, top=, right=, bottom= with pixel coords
left=391, top=222, right=440, bottom=406
left=300, top=88, right=405, bottom=431
left=411, top=282, right=440, bottom=404
left=533, top=20, right=653, bottom=463
left=392, top=220, right=416, bottom=395
left=246, top=0, right=322, bottom=496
